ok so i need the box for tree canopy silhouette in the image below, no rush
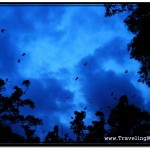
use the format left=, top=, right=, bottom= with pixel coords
left=107, top=95, right=150, bottom=143
left=105, top=4, right=150, bottom=87
left=1, top=78, right=150, bottom=144
left=70, top=111, right=86, bottom=142
left=84, top=111, right=106, bottom=143
left=0, top=78, right=43, bottom=143
left=44, top=125, right=64, bottom=143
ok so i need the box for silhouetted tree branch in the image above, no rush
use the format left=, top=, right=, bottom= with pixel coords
left=0, top=78, right=42, bottom=143
left=105, top=4, right=150, bottom=87
left=70, top=111, right=86, bottom=142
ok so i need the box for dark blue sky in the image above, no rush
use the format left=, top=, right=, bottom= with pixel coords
left=0, top=4, right=150, bottom=139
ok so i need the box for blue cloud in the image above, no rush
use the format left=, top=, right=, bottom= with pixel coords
left=75, top=36, right=147, bottom=120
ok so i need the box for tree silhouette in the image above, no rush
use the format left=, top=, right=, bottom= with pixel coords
left=70, top=111, right=86, bottom=142
left=0, top=78, right=42, bottom=143
left=44, top=125, right=63, bottom=143
left=63, top=133, right=73, bottom=143
left=22, top=80, right=30, bottom=94
left=107, top=95, right=150, bottom=143
left=105, top=4, right=150, bottom=87
left=0, top=124, right=25, bottom=143
left=1, top=77, right=150, bottom=144
left=22, top=125, right=40, bottom=143
left=84, top=111, right=106, bottom=143
left=0, top=79, right=6, bottom=92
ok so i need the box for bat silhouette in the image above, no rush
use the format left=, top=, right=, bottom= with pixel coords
left=65, top=96, right=70, bottom=99
left=17, top=59, right=21, bottom=63
left=1, top=29, right=5, bottom=32
left=22, top=53, right=26, bottom=56
left=75, top=77, right=79, bottom=80
left=84, top=107, right=87, bottom=110
left=84, top=62, right=87, bottom=66
left=111, top=92, right=114, bottom=96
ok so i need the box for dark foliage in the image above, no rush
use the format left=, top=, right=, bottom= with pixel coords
left=0, top=78, right=42, bottom=143
left=44, top=125, right=63, bottom=143
left=105, top=4, right=150, bottom=87
left=1, top=78, right=150, bottom=144
left=107, top=95, right=150, bottom=143
left=84, top=111, right=106, bottom=143
left=70, top=111, right=86, bottom=142
left=22, top=125, right=40, bottom=143
left=0, top=124, right=25, bottom=143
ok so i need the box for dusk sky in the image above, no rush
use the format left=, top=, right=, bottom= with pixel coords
left=0, top=4, right=150, bottom=139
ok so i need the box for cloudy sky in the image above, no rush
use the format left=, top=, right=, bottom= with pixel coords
left=0, top=4, right=150, bottom=139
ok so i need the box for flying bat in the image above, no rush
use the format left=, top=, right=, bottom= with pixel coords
left=17, top=59, right=21, bottom=63
left=22, top=53, right=26, bottom=56
left=84, top=107, right=87, bottom=110
left=0, top=29, right=5, bottom=32
left=125, top=70, right=128, bottom=73
left=84, top=62, right=87, bottom=66
left=75, top=77, right=79, bottom=80
left=65, top=96, right=70, bottom=99
left=5, top=78, right=10, bottom=83
left=111, top=92, right=114, bottom=96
